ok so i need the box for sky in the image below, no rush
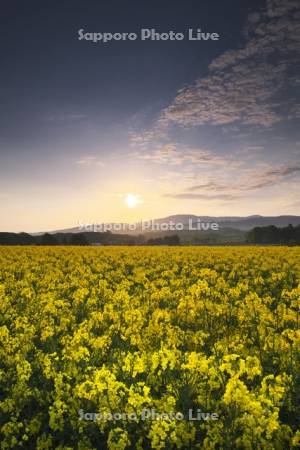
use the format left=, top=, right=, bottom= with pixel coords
left=0, top=0, right=299, bottom=232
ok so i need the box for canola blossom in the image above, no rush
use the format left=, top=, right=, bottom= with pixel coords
left=0, top=246, right=299, bottom=449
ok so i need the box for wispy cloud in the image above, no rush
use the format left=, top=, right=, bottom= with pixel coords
left=240, top=165, right=300, bottom=190
left=75, top=156, right=105, bottom=167
left=130, top=143, right=228, bottom=166
left=186, top=182, right=227, bottom=192
left=155, top=0, right=299, bottom=130
left=127, top=0, right=300, bottom=213
left=286, top=199, right=300, bottom=209
left=129, top=129, right=167, bottom=149
left=166, top=164, right=300, bottom=200
left=164, top=192, right=238, bottom=201
left=128, top=0, right=299, bottom=178
left=159, top=64, right=286, bottom=128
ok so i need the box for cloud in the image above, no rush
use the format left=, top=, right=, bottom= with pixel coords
left=131, top=143, right=228, bottom=166
left=237, top=165, right=300, bottom=190
left=164, top=192, right=238, bottom=201
left=286, top=199, right=300, bottom=208
left=158, top=0, right=299, bottom=129
left=266, top=0, right=299, bottom=18
left=159, top=64, right=285, bottom=127
left=129, top=128, right=167, bottom=149
left=262, top=165, right=300, bottom=177
left=186, top=182, right=226, bottom=192
left=169, top=164, right=300, bottom=200
left=75, top=156, right=105, bottom=167
left=128, top=0, right=299, bottom=205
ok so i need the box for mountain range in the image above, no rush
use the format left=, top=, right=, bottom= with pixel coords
left=44, top=215, right=300, bottom=235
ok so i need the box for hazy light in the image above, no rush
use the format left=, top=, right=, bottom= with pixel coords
left=125, top=194, right=140, bottom=208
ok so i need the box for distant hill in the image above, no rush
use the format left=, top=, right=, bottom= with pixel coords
left=1, top=215, right=300, bottom=246
left=39, top=215, right=300, bottom=234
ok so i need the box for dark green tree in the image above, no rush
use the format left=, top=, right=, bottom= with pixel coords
left=40, top=233, right=59, bottom=245
left=70, top=233, right=88, bottom=246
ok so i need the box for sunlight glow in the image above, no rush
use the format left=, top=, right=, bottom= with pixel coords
left=125, top=194, right=140, bottom=208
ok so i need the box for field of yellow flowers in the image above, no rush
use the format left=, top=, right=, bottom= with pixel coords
left=0, top=246, right=300, bottom=449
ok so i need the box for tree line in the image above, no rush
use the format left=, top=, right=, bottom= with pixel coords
left=247, top=224, right=300, bottom=245
left=0, top=232, right=181, bottom=246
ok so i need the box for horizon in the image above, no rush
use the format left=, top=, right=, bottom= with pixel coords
left=3, top=213, right=300, bottom=235
left=0, top=0, right=299, bottom=232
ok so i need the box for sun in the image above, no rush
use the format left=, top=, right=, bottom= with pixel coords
left=125, top=194, right=140, bottom=208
